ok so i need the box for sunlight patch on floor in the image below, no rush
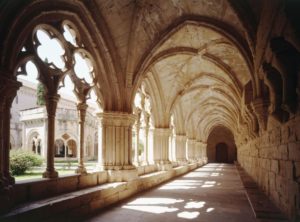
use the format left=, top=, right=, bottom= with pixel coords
left=127, top=197, right=184, bottom=205
left=177, top=211, right=200, bottom=219
left=184, top=201, right=205, bottom=209
left=159, top=179, right=203, bottom=190
left=123, top=205, right=178, bottom=214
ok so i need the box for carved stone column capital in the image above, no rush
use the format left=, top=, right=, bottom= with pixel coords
left=175, top=134, right=187, bottom=142
left=153, top=128, right=172, bottom=136
left=77, top=102, right=88, bottom=123
left=97, top=112, right=136, bottom=127
left=45, top=94, right=60, bottom=117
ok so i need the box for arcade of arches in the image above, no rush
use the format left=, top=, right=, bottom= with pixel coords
left=0, top=0, right=299, bottom=221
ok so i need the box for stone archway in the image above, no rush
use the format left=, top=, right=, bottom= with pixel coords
left=67, top=139, right=77, bottom=158
left=215, top=142, right=229, bottom=163
left=207, top=126, right=237, bottom=163
left=55, top=139, right=65, bottom=157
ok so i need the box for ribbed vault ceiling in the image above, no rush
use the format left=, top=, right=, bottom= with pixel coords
left=144, top=24, right=251, bottom=141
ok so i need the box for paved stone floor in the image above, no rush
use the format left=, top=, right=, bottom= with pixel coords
left=86, top=164, right=263, bottom=222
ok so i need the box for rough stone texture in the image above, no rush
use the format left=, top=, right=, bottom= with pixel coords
left=238, top=117, right=300, bottom=220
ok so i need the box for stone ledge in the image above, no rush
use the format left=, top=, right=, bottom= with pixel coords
left=13, top=171, right=108, bottom=205
left=235, top=163, right=288, bottom=221
left=1, top=164, right=206, bottom=221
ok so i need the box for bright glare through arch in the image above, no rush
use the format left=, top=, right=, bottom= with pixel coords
left=58, top=74, right=76, bottom=100
left=18, top=60, right=39, bottom=84
left=74, top=52, right=93, bottom=84
left=36, top=29, right=66, bottom=70
left=63, top=24, right=77, bottom=47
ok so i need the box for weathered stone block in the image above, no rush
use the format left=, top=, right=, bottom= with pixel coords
left=269, top=127, right=281, bottom=145
left=103, top=193, right=119, bottom=207
left=78, top=174, right=98, bottom=189
left=57, top=175, right=79, bottom=194
left=90, top=199, right=105, bottom=211
left=281, top=124, right=290, bottom=144
left=288, top=142, right=300, bottom=161
left=30, top=180, right=58, bottom=200
left=96, top=171, right=108, bottom=184
left=279, top=160, right=293, bottom=179
left=118, top=187, right=137, bottom=200
left=278, top=144, right=288, bottom=160
left=107, top=169, right=138, bottom=182
left=100, top=183, right=126, bottom=199
left=276, top=175, right=288, bottom=196
left=271, top=160, right=279, bottom=174
left=13, top=183, right=29, bottom=204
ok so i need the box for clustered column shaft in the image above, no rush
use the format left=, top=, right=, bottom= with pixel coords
left=153, top=128, right=171, bottom=166
left=175, top=135, right=187, bottom=164
left=97, top=112, right=136, bottom=170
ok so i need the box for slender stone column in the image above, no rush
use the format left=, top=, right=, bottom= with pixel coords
left=43, top=94, right=60, bottom=178
left=2, top=79, right=21, bottom=185
left=143, top=112, right=150, bottom=164
left=187, top=138, right=196, bottom=162
left=75, top=103, right=88, bottom=174
left=153, top=128, right=172, bottom=170
left=175, top=135, right=187, bottom=164
left=133, top=109, right=141, bottom=165
left=97, top=112, right=137, bottom=181
left=97, top=119, right=103, bottom=167
left=3, top=96, right=16, bottom=184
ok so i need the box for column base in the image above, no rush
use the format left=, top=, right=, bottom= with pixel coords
left=75, top=166, right=87, bottom=175
left=188, top=158, right=197, bottom=164
left=133, top=161, right=141, bottom=167
left=141, top=160, right=149, bottom=166
left=156, top=162, right=173, bottom=171
left=176, top=159, right=188, bottom=166
left=107, top=169, right=138, bottom=182
left=42, top=169, right=58, bottom=178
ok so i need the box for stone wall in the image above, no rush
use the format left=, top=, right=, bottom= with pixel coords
left=238, top=116, right=300, bottom=220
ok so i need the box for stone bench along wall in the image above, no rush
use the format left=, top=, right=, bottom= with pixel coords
left=238, top=116, right=300, bottom=219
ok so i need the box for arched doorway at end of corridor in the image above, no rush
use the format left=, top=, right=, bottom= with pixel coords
left=206, top=126, right=237, bottom=163
left=215, top=142, right=229, bottom=163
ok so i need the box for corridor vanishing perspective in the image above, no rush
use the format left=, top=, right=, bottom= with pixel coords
left=0, top=0, right=299, bottom=221
left=87, top=164, right=257, bottom=222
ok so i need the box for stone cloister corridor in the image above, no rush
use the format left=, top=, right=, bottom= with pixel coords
left=87, top=164, right=260, bottom=222
left=0, top=0, right=300, bottom=221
